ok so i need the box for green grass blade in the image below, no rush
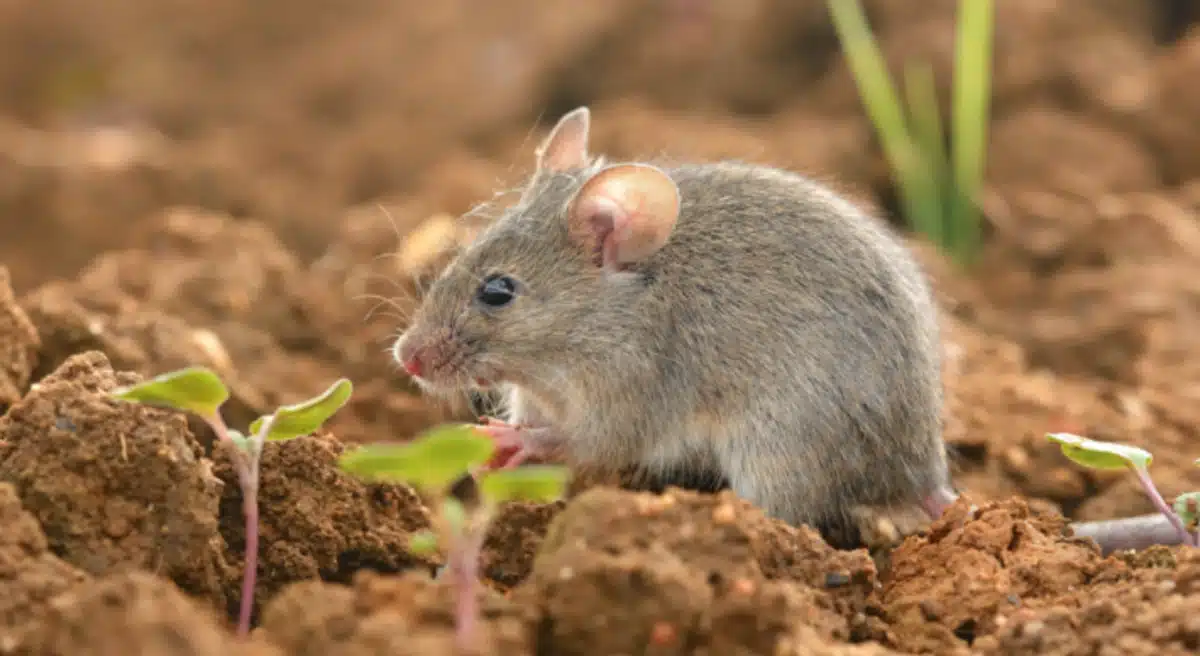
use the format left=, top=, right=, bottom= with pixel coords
left=901, top=61, right=949, bottom=249
left=826, top=0, right=925, bottom=230
left=949, top=0, right=994, bottom=265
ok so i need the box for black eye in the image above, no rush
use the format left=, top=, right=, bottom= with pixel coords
left=476, top=274, right=518, bottom=308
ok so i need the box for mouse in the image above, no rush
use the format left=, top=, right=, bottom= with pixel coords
left=393, top=106, right=954, bottom=547
left=393, top=106, right=1187, bottom=553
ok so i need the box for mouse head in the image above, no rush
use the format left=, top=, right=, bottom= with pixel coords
left=393, top=107, right=682, bottom=395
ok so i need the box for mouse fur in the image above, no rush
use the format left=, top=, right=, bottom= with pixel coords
left=396, top=107, right=954, bottom=547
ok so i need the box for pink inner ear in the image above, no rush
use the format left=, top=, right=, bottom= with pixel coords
left=567, top=164, right=679, bottom=270
left=572, top=195, right=624, bottom=267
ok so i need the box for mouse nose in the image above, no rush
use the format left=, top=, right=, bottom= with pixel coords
left=402, top=354, right=423, bottom=377
left=393, top=338, right=424, bottom=378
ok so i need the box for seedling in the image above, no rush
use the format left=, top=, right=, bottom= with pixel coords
left=111, top=367, right=353, bottom=636
left=828, top=0, right=994, bottom=267
left=338, top=424, right=570, bottom=654
left=1046, top=432, right=1199, bottom=547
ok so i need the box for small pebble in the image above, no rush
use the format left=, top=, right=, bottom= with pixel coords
left=650, top=621, right=677, bottom=645
left=1021, top=620, right=1045, bottom=637
left=919, top=600, right=940, bottom=621
left=712, top=503, right=736, bottom=524
left=732, top=578, right=757, bottom=596
left=824, top=572, right=850, bottom=588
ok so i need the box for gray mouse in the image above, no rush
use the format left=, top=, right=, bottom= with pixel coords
left=394, top=106, right=1185, bottom=552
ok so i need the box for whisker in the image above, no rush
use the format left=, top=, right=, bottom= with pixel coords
left=376, top=202, right=406, bottom=246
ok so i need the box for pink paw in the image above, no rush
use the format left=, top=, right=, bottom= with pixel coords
left=475, top=418, right=559, bottom=471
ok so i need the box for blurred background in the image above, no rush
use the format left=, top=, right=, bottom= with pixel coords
left=0, top=0, right=1198, bottom=523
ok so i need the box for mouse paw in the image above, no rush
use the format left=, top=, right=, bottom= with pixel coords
left=475, top=418, right=562, bottom=470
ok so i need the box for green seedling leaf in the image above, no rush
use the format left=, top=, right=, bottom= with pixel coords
left=111, top=366, right=229, bottom=417
left=408, top=529, right=439, bottom=555
left=337, top=424, right=495, bottom=492
left=478, top=466, right=570, bottom=505
left=1173, top=492, right=1200, bottom=532
left=250, top=378, right=353, bottom=441
left=1046, top=432, right=1152, bottom=471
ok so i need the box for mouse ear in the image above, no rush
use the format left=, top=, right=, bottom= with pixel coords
left=535, top=107, right=591, bottom=173
left=566, top=163, right=681, bottom=270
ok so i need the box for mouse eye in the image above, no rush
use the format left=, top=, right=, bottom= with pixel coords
left=476, top=274, right=519, bottom=309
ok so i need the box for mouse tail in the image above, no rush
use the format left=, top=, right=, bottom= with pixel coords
left=1069, top=514, right=1193, bottom=555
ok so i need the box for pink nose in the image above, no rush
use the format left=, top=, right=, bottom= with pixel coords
left=395, top=339, right=425, bottom=378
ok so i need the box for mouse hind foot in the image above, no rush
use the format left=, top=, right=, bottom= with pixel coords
left=814, top=500, right=938, bottom=553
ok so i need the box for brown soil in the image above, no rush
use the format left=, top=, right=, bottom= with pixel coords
left=2, top=1, right=1200, bottom=654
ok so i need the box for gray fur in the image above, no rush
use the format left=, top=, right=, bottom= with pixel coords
left=398, top=127, right=952, bottom=540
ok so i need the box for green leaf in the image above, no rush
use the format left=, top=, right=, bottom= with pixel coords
left=478, top=466, right=571, bottom=505
left=110, top=367, right=229, bottom=417
left=408, top=529, right=439, bottom=555
left=336, top=424, right=495, bottom=493
left=250, top=378, right=353, bottom=441
left=1046, top=432, right=1153, bottom=471
left=1173, top=492, right=1200, bottom=532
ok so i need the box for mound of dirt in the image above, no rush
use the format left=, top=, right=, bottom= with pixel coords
left=0, top=483, right=89, bottom=646
left=526, top=487, right=878, bottom=654
left=6, top=570, right=277, bottom=656
left=0, top=351, right=231, bottom=607
left=211, top=431, right=438, bottom=623
left=0, top=267, right=39, bottom=412
left=260, top=571, right=530, bottom=656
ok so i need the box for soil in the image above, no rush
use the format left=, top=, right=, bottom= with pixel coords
left=1, top=1, right=1200, bottom=654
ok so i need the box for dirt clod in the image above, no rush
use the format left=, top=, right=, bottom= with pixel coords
left=0, top=351, right=230, bottom=608
left=879, top=497, right=1112, bottom=653
left=260, top=570, right=530, bottom=656
left=0, top=483, right=89, bottom=646
left=4, top=570, right=275, bottom=656
left=528, top=487, right=876, bottom=655
left=0, top=267, right=39, bottom=412
left=212, top=431, right=437, bottom=624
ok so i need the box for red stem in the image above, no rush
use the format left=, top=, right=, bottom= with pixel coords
left=204, top=412, right=262, bottom=637
left=238, top=485, right=260, bottom=636
left=451, top=523, right=486, bottom=654
left=1131, top=465, right=1197, bottom=547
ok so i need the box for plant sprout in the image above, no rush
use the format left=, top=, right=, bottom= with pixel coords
left=338, top=424, right=570, bottom=654
left=828, top=0, right=994, bottom=267
left=112, top=367, right=353, bottom=636
left=1046, top=432, right=1199, bottom=547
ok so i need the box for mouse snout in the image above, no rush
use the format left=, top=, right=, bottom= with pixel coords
left=392, top=336, right=426, bottom=378
left=402, top=352, right=423, bottom=377
left=393, top=328, right=464, bottom=384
